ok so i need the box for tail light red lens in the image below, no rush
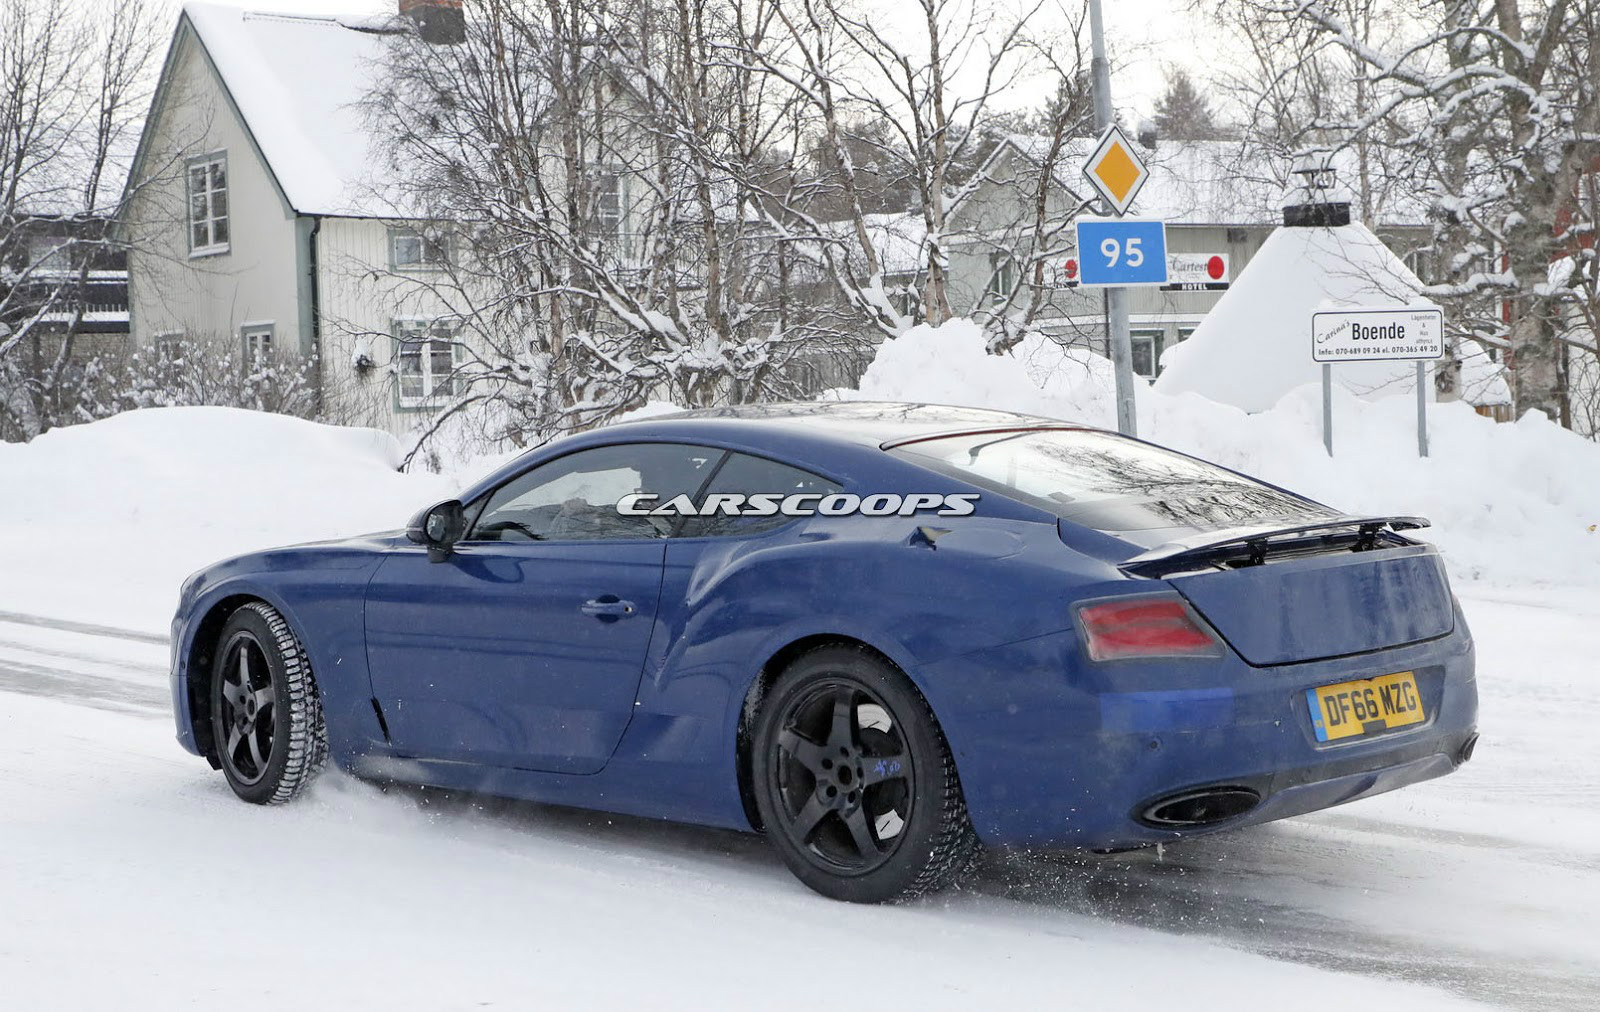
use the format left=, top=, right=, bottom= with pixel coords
left=1077, top=595, right=1222, bottom=661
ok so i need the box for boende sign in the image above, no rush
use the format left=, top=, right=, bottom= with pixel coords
left=1312, top=308, right=1444, bottom=363
left=1310, top=306, right=1445, bottom=458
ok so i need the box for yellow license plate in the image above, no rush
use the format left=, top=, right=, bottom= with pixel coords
left=1306, top=671, right=1425, bottom=742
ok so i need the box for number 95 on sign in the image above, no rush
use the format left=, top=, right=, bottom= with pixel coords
left=1074, top=218, right=1169, bottom=288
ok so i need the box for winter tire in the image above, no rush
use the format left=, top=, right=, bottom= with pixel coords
left=210, top=602, right=327, bottom=804
left=752, top=645, right=980, bottom=903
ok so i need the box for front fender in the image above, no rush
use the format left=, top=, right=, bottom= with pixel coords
left=170, top=544, right=392, bottom=765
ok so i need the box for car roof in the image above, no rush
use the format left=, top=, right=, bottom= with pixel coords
left=610, top=401, right=1092, bottom=449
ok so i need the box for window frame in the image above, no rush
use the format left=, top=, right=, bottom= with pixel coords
left=987, top=252, right=1018, bottom=300
left=1402, top=248, right=1432, bottom=285
left=461, top=442, right=729, bottom=546
left=459, top=443, right=846, bottom=546
left=186, top=151, right=230, bottom=258
left=151, top=330, right=184, bottom=364
left=388, top=226, right=451, bottom=271
left=393, top=318, right=464, bottom=411
left=1129, top=328, right=1164, bottom=380
left=671, top=450, right=844, bottom=541
left=241, top=322, right=275, bottom=371
left=27, top=233, right=72, bottom=271
left=589, top=165, right=625, bottom=241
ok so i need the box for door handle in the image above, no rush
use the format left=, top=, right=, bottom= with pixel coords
left=581, top=596, right=636, bottom=618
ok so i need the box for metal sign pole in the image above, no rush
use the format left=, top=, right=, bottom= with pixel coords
left=1416, top=362, right=1429, bottom=457
left=1088, top=0, right=1136, bottom=438
left=1322, top=363, right=1333, bottom=456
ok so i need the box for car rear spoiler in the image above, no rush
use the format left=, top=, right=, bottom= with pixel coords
left=1118, top=516, right=1431, bottom=578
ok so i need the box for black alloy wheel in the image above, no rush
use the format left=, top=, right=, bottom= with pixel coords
left=209, top=602, right=326, bottom=804
left=752, top=646, right=980, bottom=903
left=771, top=678, right=914, bottom=874
left=217, top=631, right=276, bottom=785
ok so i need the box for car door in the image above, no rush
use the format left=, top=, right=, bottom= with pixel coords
left=364, top=442, right=722, bottom=774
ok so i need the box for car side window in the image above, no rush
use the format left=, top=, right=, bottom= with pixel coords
left=678, top=452, right=840, bottom=539
left=468, top=443, right=722, bottom=543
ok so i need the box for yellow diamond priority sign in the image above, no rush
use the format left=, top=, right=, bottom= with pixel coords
left=1082, top=124, right=1149, bottom=216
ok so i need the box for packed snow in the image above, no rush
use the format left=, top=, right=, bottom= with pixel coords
left=2, top=322, right=1599, bottom=1008
left=1156, top=222, right=1441, bottom=410
left=0, top=407, right=459, bottom=631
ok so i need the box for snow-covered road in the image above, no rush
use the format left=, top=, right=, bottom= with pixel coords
left=2, top=587, right=1596, bottom=1010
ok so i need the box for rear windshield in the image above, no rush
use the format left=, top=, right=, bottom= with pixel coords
left=889, top=429, right=1335, bottom=534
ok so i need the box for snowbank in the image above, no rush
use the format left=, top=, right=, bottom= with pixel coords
left=0, top=407, right=458, bottom=631
left=1156, top=223, right=1433, bottom=411
left=848, top=321, right=1600, bottom=590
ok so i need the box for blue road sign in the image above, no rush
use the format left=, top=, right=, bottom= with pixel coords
left=1075, top=218, right=1169, bottom=287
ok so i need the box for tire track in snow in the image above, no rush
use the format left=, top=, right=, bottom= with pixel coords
left=0, top=608, right=167, bottom=646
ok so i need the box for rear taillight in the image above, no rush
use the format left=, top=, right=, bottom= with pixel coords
left=1077, top=595, right=1222, bottom=661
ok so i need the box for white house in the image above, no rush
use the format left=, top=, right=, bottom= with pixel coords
left=123, top=1, right=486, bottom=434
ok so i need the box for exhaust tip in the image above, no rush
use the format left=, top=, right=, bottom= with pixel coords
left=1457, top=732, right=1479, bottom=765
left=1138, top=786, right=1261, bottom=828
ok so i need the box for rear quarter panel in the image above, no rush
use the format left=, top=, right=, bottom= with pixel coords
left=614, top=510, right=1119, bottom=825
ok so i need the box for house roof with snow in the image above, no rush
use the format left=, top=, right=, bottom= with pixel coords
left=862, top=213, right=928, bottom=277
left=131, top=3, right=408, bottom=218
left=962, top=135, right=1429, bottom=229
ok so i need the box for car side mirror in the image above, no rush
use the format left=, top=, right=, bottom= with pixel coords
left=407, top=499, right=466, bottom=562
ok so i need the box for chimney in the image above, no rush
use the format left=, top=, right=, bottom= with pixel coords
left=400, top=0, right=466, bottom=45
left=1282, top=153, right=1351, bottom=227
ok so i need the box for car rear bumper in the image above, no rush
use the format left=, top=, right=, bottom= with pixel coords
left=913, top=612, right=1478, bottom=850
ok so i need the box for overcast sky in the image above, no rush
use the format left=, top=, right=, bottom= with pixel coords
left=169, top=0, right=1205, bottom=121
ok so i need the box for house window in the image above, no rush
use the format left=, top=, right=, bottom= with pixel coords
left=242, top=324, right=275, bottom=370
left=988, top=253, right=1017, bottom=300
left=1130, top=329, right=1163, bottom=379
left=892, top=283, right=920, bottom=319
left=1403, top=248, right=1431, bottom=284
left=187, top=153, right=229, bottom=255
left=390, top=228, right=449, bottom=270
left=153, top=330, right=184, bottom=361
left=396, top=319, right=462, bottom=407
left=27, top=234, right=71, bottom=271
left=592, top=169, right=623, bottom=240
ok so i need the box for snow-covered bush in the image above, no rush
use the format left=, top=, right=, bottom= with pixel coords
left=77, top=336, right=320, bottom=422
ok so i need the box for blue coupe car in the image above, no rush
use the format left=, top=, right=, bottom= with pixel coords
left=171, top=402, right=1478, bottom=902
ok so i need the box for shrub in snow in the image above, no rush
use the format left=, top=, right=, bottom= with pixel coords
left=77, top=337, right=321, bottom=423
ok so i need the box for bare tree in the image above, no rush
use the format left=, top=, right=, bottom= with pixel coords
left=1564, top=152, right=1600, bottom=436
left=968, top=28, right=1101, bottom=354
left=0, top=0, right=162, bottom=441
left=361, top=0, right=882, bottom=457
left=798, top=0, right=1044, bottom=326
left=1223, top=0, right=1600, bottom=429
